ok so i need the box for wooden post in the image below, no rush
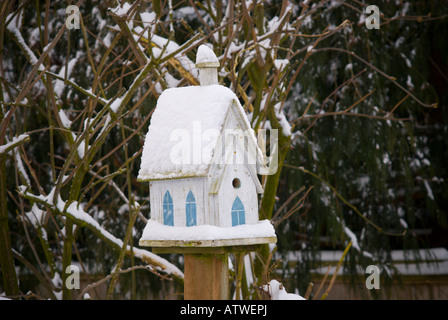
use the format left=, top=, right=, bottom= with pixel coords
left=151, top=244, right=274, bottom=300
left=184, top=253, right=229, bottom=300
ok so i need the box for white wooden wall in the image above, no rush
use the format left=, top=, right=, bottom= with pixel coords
left=149, top=166, right=259, bottom=229
left=216, top=163, right=259, bottom=227
left=149, top=177, right=208, bottom=226
left=210, top=103, right=260, bottom=227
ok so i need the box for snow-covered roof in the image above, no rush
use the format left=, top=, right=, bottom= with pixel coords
left=138, top=84, right=261, bottom=181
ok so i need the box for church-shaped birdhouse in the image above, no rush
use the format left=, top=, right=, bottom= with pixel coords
left=138, top=45, right=276, bottom=250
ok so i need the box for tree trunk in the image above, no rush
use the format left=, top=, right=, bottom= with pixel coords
left=255, top=107, right=292, bottom=290
left=0, top=156, right=20, bottom=298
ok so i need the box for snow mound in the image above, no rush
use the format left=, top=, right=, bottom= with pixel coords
left=262, top=280, right=306, bottom=300
left=140, top=219, right=276, bottom=242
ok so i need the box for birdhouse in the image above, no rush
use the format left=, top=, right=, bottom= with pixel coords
left=137, top=44, right=277, bottom=299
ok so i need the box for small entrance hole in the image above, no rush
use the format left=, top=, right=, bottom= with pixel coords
left=232, top=178, right=241, bottom=189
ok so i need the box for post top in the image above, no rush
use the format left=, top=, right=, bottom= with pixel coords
left=195, top=44, right=219, bottom=68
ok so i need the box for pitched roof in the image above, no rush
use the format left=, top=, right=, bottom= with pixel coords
left=138, top=84, right=262, bottom=181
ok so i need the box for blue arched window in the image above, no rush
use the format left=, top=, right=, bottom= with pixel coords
left=163, top=191, right=174, bottom=226
left=231, top=196, right=245, bottom=226
left=186, top=190, right=197, bottom=227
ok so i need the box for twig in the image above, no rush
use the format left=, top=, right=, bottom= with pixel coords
left=320, top=241, right=352, bottom=299
left=304, top=282, right=314, bottom=300
left=106, top=202, right=139, bottom=299
left=314, top=47, right=437, bottom=109
left=313, top=265, right=331, bottom=300
left=18, top=189, right=183, bottom=279
left=78, top=265, right=169, bottom=300
left=284, top=164, right=407, bottom=237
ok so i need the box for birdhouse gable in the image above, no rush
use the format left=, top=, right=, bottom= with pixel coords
left=207, top=102, right=263, bottom=195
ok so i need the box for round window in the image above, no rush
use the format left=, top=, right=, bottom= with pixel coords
left=232, top=178, right=241, bottom=189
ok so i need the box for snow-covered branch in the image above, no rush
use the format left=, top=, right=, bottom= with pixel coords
left=0, top=134, right=30, bottom=155
left=18, top=187, right=183, bottom=279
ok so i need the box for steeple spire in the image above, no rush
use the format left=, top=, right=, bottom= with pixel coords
left=195, top=45, right=219, bottom=86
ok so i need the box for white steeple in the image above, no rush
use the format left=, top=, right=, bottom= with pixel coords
left=195, top=44, right=219, bottom=86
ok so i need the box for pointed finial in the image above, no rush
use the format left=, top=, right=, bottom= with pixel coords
left=195, top=44, right=219, bottom=86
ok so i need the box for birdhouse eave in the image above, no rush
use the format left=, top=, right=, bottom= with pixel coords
left=137, top=172, right=209, bottom=183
